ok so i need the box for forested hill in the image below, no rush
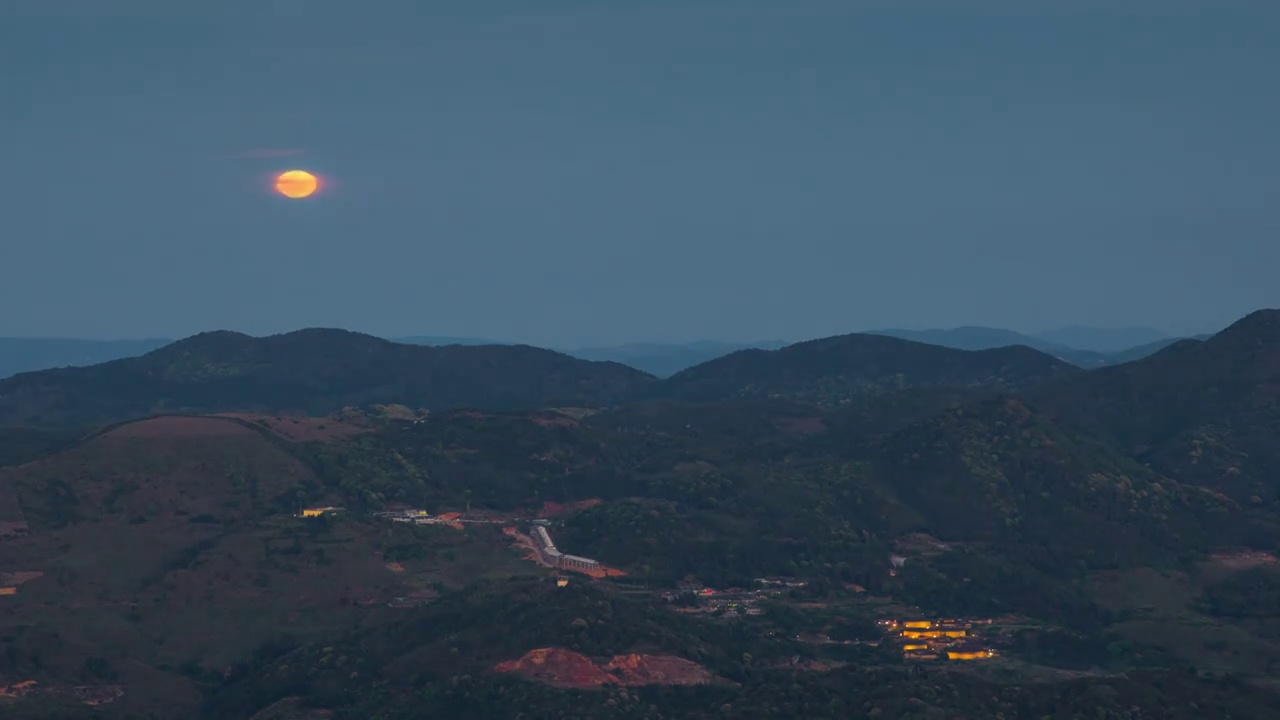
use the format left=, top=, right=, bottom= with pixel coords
left=654, top=333, right=1077, bottom=406
left=0, top=329, right=654, bottom=426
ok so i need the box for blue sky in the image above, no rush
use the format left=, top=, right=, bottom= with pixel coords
left=1, top=0, right=1276, bottom=344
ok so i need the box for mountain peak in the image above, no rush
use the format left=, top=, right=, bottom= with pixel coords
left=1209, top=308, right=1280, bottom=346
left=149, top=330, right=253, bottom=356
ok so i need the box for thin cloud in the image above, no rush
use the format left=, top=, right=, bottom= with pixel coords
left=237, top=148, right=304, bottom=158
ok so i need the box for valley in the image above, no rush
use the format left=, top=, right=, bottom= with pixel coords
left=1, top=311, right=1280, bottom=718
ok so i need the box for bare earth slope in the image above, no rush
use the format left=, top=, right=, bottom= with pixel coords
left=0, top=416, right=423, bottom=716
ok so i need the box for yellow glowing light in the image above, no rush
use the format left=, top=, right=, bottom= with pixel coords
left=274, top=169, right=319, bottom=199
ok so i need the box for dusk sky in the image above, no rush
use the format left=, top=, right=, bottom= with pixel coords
left=2, top=0, right=1277, bottom=346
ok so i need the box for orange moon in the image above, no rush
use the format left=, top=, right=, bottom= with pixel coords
left=274, top=169, right=319, bottom=199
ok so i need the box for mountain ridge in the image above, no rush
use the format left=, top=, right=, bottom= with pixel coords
left=655, top=332, right=1079, bottom=406
left=2, top=325, right=1218, bottom=381
left=0, top=328, right=654, bottom=426
left=1031, top=308, right=1280, bottom=505
left=1033, top=324, right=1169, bottom=353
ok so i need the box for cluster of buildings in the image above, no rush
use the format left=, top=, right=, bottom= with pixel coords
left=753, top=577, right=809, bottom=590
left=371, top=508, right=493, bottom=529
left=878, top=618, right=997, bottom=661
left=371, top=508, right=433, bottom=524
left=532, top=525, right=600, bottom=572
left=660, top=583, right=779, bottom=618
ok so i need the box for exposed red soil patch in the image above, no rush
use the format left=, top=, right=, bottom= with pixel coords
left=215, top=413, right=372, bottom=443
left=104, top=415, right=252, bottom=439
left=504, top=528, right=557, bottom=568
left=603, top=653, right=722, bottom=685
left=0, top=679, right=38, bottom=698
left=495, top=648, right=724, bottom=689
left=495, top=648, right=615, bottom=688
left=540, top=498, right=602, bottom=517
left=575, top=564, right=628, bottom=579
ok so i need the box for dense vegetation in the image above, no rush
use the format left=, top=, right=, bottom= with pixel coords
left=660, top=333, right=1078, bottom=406
left=1198, top=569, right=1280, bottom=619
left=0, top=329, right=1086, bottom=427
left=0, top=329, right=653, bottom=426
left=201, top=579, right=1280, bottom=720
left=1034, top=309, right=1280, bottom=508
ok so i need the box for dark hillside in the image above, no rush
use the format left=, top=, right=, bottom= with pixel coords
left=0, top=329, right=655, bottom=426
left=1104, top=334, right=1211, bottom=364
left=202, top=577, right=775, bottom=719
left=204, top=578, right=1280, bottom=720
left=588, top=398, right=829, bottom=462
left=1033, top=309, right=1280, bottom=505
left=817, top=386, right=987, bottom=440
left=867, top=325, right=1113, bottom=367
left=860, top=397, right=1241, bottom=563
left=656, top=333, right=1077, bottom=406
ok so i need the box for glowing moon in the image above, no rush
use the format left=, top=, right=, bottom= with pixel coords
left=274, top=169, right=319, bottom=199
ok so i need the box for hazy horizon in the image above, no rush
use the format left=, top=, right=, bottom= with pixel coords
left=0, top=317, right=1226, bottom=348
left=3, top=0, right=1276, bottom=346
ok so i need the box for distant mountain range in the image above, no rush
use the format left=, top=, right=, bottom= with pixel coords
left=0, top=326, right=1212, bottom=381
left=862, top=326, right=1212, bottom=369
left=0, top=330, right=651, bottom=426
left=559, top=340, right=790, bottom=378
left=0, top=319, right=1230, bottom=428
left=1033, top=324, right=1170, bottom=353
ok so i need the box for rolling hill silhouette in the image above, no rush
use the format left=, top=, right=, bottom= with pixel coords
left=655, top=333, right=1078, bottom=406
left=0, top=329, right=653, bottom=426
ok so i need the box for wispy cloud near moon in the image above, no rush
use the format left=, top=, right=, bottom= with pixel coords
left=237, top=148, right=304, bottom=158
